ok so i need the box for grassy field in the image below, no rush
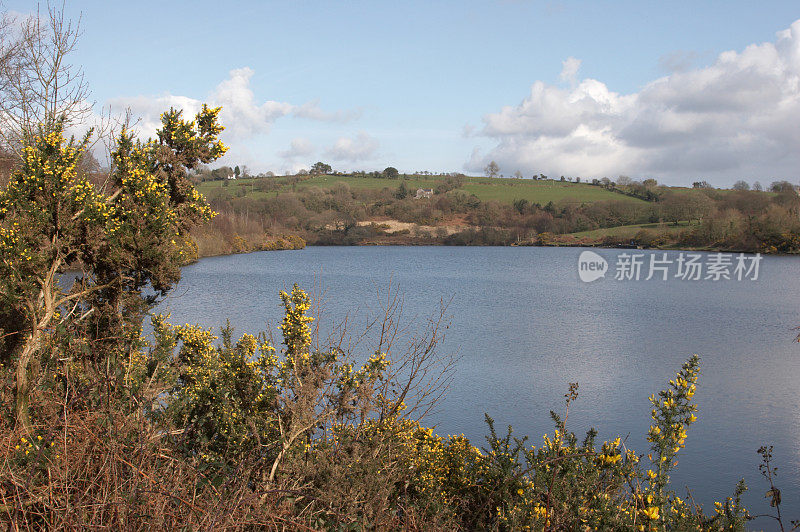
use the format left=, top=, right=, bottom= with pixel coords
left=198, top=174, right=648, bottom=206
left=196, top=179, right=281, bottom=202
left=296, top=175, right=440, bottom=191
left=665, top=186, right=776, bottom=198
left=458, top=179, right=643, bottom=205
left=569, top=221, right=696, bottom=239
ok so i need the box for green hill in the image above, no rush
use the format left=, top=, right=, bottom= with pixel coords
left=198, top=174, right=647, bottom=206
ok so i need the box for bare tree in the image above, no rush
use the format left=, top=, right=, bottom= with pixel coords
left=484, top=160, right=499, bottom=178
left=0, top=3, right=93, bottom=155
left=616, top=174, right=633, bottom=187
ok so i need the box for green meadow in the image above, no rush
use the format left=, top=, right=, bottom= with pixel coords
left=198, top=174, right=647, bottom=206
left=569, top=221, right=697, bottom=239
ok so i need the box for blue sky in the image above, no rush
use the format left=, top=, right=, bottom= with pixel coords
left=10, top=1, right=800, bottom=185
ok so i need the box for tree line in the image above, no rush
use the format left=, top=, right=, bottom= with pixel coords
left=194, top=172, right=800, bottom=253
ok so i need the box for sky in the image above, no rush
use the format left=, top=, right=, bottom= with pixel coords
left=9, top=1, right=800, bottom=186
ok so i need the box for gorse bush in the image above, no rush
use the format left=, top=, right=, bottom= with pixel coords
left=0, top=105, right=225, bottom=429
left=148, top=285, right=396, bottom=485
left=1, top=282, right=780, bottom=529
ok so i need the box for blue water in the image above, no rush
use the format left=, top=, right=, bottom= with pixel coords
left=154, top=246, right=800, bottom=526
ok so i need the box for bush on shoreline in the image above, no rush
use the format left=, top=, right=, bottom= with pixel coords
left=3, top=284, right=784, bottom=530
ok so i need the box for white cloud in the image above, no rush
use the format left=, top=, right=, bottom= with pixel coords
left=324, top=132, right=379, bottom=162
left=279, top=137, right=315, bottom=160
left=108, top=68, right=291, bottom=139
left=212, top=67, right=293, bottom=138
left=108, top=67, right=359, bottom=140
left=559, top=56, right=581, bottom=84
left=107, top=69, right=367, bottom=174
left=470, top=19, right=800, bottom=185
left=106, top=94, right=203, bottom=138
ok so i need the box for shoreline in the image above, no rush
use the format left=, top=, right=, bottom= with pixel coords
left=190, top=240, right=788, bottom=264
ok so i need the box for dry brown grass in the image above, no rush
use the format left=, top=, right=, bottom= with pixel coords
left=0, top=383, right=317, bottom=530
left=191, top=210, right=306, bottom=258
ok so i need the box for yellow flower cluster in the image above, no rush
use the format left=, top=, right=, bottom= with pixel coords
left=647, top=360, right=699, bottom=455
left=279, top=284, right=314, bottom=356
left=0, top=224, right=21, bottom=255
left=14, top=434, right=55, bottom=459
left=595, top=436, right=623, bottom=467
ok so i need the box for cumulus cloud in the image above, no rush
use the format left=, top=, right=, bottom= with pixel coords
left=212, top=67, right=293, bottom=137
left=109, top=68, right=359, bottom=139
left=559, top=56, right=582, bottom=84
left=324, top=133, right=379, bottom=162
left=279, top=137, right=316, bottom=160
left=470, top=19, right=800, bottom=185
left=107, top=94, right=203, bottom=137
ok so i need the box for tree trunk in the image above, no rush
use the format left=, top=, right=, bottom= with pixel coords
left=15, top=265, right=58, bottom=430
left=15, top=326, right=42, bottom=431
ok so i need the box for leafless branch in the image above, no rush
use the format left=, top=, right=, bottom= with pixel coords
left=0, top=3, right=109, bottom=158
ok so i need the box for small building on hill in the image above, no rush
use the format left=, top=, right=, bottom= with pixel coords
left=415, top=188, right=433, bottom=199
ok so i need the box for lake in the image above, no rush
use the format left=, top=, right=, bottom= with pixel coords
left=154, top=246, right=800, bottom=524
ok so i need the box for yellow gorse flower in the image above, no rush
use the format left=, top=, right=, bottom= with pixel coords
left=642, top=506, right=660, bottom=520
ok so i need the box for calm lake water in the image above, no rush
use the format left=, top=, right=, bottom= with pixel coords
left=154, top=246, right=800, bottom=524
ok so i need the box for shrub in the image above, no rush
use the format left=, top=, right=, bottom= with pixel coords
left=1, top=285, right=789, bottom=530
